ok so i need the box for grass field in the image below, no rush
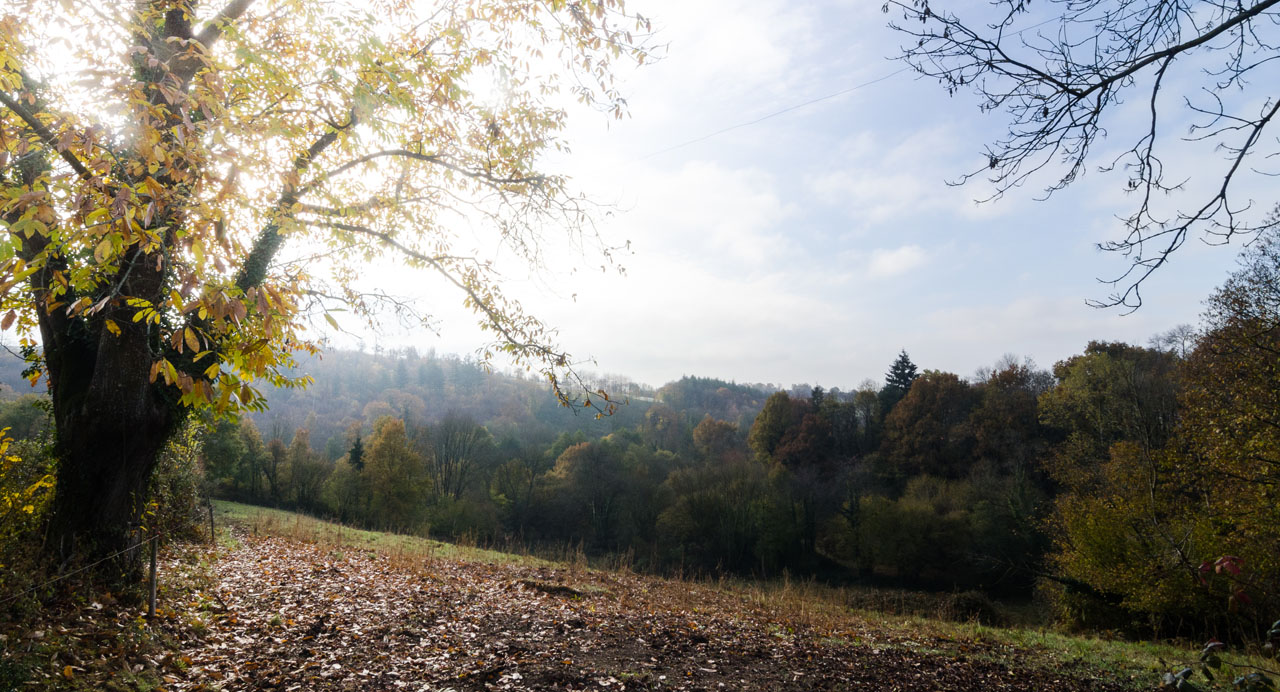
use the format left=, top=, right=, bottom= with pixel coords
left=213, top=499, right=556, bottom=567
left=7, top=500, right=1272, bottom=691
left=211, top=500, right=1277, bottom=691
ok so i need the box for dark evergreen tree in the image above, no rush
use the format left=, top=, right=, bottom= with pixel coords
left=810, top=385, right=826, bottom=411
left=349, top=435, right=365, bottom=471
left=879, top=350, right=919, bottom=414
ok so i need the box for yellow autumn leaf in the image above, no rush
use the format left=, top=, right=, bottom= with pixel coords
left=93, top=238, right=112, bottom=263
left=104, top=319, right=121, bottom=336
left=184, top=327, right=200, bottom=353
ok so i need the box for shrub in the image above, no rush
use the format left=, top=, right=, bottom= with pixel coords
left=0, top=432, right=56, bottom=610
left=426, top=495, right=500, bottom=543
left=944, top=590, right=1004, bottom=625
left=148, top=424, right=208, bottom=542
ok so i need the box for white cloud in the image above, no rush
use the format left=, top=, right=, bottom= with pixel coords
left=581, top=158, right=796, bottom=271
left=642, top=0, right=818, bottom=99
left=807, top=126, right=1020, bottom=230
left=911, top=296, right=1171, bottom=375
left=866, top=245, right=928, bottom=278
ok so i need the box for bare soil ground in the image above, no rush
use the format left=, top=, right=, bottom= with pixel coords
left=161, top=530, right=1134, bottom=692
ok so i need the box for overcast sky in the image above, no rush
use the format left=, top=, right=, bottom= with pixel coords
left=353, top=0, right=1256, bottom=391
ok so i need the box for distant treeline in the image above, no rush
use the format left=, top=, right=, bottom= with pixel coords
left=233, top=349, right=770, bottom=460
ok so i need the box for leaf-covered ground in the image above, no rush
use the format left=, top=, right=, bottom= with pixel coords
left=157, top=530, right=1135, bottom=692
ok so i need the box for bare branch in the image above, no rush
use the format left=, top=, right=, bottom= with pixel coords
left=305, top=219, right=545, bottom=354
left=195, top=0, right=256, bottom=51
left=236, top=113, right=357, bottom=291
left=299, top=149, right=548, bottom=199
left=0, top=90, right=93, bottom=180
left=888, top=0, right=1280, bottom=307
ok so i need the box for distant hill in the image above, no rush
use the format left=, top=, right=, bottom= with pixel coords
left=245, top=348, right=656, bottom=453
left=0, top=347, right=38, bottom=401
left=655, top=375, right=770, bottom=429
left=0, top=346, right=774, bottom=451
left=249, top=349, right=774, bottom=453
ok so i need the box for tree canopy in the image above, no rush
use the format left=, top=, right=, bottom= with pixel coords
left=0, top=0, right=649, bottom=565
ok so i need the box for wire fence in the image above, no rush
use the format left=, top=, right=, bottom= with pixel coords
left=0, top=528, right=174, bottom=614
left=1, top=493, right=223, bottom=613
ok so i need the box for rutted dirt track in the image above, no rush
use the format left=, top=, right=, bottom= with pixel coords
left=166, top=532, right=1132, bottom=691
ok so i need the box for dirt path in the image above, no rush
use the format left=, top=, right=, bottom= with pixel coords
left=166, top=532, right=1132, bottom=691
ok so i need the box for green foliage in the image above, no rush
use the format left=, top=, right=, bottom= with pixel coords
left=148, top=424, right=207, bottom=541
left=655, top=457, right=771, bottom=573
left=200, top=417, right=246, bottom=495
left=544, top=441, right=627, bottom=550
left=348, top=435, right=365, bottom=471
left=364, top=417, right=428, bottom=531
left=856, top=487, right=970, bottom=584
left=425, top=495, right=500, bottom=544
left=248, top=349, right=658, bottom=463
left=851, top=471, right=1046, bottom=592
left=656, top=376, right=766, bottom=429
left=1039, top=342, right=1197, bottom=633
left=747, top=392, right=805, bottom=463
left=285, top=428, right=332, bottom=512
left=0, top=395, right=49, bottom=440
left=490, top=458, right=535, bottom=532
left=641, top=404, right=689, bottom=455
left=1039, top=342, right=1179, bottom=470
left=885, top=351, right=920, bottom=391
left=320, top=456, right=367, bottom=524
left=0, top=432, right=54, bottom=590
left=1043, top=235, right=1280, bottom=637
left=1174, top=232, right=1280, bottom=625
left=0, top=433, right=53, bottom=537
left=0, top=400, right=54, bottom=576
left=879, top=371, right=978, bottom=481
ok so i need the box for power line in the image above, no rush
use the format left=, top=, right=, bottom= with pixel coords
left=637, top=67, right=911, bottom=160
left=637, top=15, right=1062, bottom=160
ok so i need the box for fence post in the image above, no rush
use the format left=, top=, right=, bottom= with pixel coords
left=148, top=535, right=157, bottom=620
left=208, top=501, right=215, bottom=543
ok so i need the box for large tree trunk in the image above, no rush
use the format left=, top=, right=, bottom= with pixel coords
left=44, top=304, right=179, bottom=575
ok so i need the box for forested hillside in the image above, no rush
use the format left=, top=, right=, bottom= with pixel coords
left=242, top=349, right=663, bottom=458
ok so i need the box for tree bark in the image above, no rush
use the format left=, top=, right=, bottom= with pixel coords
left=44, top=268, right=180, bottom=574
